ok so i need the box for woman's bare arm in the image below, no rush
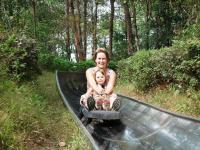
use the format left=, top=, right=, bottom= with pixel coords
left=85, top=87, right=93, bottom=96
left=105, top=70, right=116, bottom=94
left=86, top=68, right=103, bottom=94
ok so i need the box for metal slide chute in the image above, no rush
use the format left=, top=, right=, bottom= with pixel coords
left=56, top=71, right=200, bottom=150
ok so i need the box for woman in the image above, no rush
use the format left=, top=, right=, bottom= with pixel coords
left=80, top=48, right=120, bottom=111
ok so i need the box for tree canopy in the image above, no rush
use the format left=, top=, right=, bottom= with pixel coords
left=1, top=0, right=199, bottom=61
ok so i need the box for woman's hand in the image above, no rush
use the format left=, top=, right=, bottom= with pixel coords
left=94, top=85, right=104, bottom=94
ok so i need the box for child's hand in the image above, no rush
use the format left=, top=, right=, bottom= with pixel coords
left=94, top=94, right=101, bottom=100
left=95, top=86, right=104, bottom=94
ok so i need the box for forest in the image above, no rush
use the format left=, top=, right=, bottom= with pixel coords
left=0, top=0, right=200, bottom=149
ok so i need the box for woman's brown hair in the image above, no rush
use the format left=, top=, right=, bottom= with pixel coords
left=93, top=48, right=110, bottom=62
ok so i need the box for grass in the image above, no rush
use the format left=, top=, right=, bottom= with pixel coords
left=115, top=83, right=200, bottom=118
left=0, top=71, right=91, bottom=150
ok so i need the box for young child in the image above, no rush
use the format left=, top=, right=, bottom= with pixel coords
left=80, top=69, right=117, bottom=110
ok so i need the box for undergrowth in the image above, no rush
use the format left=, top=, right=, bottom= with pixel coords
left=0, top=71, right=91, bottom=150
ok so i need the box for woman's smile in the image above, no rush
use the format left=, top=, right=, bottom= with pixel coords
left=95, top=52, right=107, bottom=69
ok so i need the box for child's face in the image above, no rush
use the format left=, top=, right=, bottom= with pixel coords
left=95, top=71, right=105, bottom=85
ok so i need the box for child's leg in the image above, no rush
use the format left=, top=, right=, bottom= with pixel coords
left=80, top=94, right=88, bottom=107
left=94, top=95, right=103, bottom=110
left=112, top=98, right=121, bottom=111
left=80, top=94, right=95, bottom=110
left=109, top=93, right=120, bottom=111
left=109, top=93, right=117, bottom=109
left=102, top=94, right=117, bottom=111
left=87, top=96, right=95, bottom=111
left=102, top=100, right=110, bottom=111
left=95, top=99, right=103, bottom=110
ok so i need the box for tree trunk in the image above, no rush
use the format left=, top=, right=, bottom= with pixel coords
left=70, top=0, right=79, bottom=62
left=109, top=0, right=115, bottom=58
left=31, top=0, right=37, bottom=38
left=92, top=1, right=98, bottom=55
left=145, top=0, right=151, bottom=50
left=77, top=0, right=85, bottom=61
left=155, top=16, right=162, bottom=49
left=123, top=0, right=135, bottom=54
left=130, top=0, right=140, bottom=51
left=0, top=1, right=3, bottom=19
left=83, top=0, right=88, bottom=59
left=65, top=0, right=71, bottom=60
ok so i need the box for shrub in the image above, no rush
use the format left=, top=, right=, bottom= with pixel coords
left=117, top=39, right=200, bottom=91
left=109, top=60, right=118, bottom=71
left=0, top=34, right=40, bottom=82
left=38, top=53, right=55, bottom=69
left=174, top=40, right=200, bottom=89
left=117, top=59, right=131, bottom=84
left=118, top=50, right=155, bottom=90
left=53, top=57, right=73, bottom=71
left=70, top=60, right=94, bottom=72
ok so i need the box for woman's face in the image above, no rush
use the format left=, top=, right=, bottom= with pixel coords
left=95, top=52, right=108, bottom=69
left=95, top=71, right=106, bottom=85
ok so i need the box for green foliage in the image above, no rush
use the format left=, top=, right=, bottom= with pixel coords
left=71, top=60, right=95, bottom=72
left=117, top=40, right=200, bottom=91
left=38, top=52, right=55, bottom=69
left=189, top=92, right=200, bottom=114
left=109, top=60, right=118, bottom=71
left=118, top=50, right=153, bottom=89
left=117, top=58, right=131, bottom=84
left=39, top=52, right=96, bottom=71
left=173, top=40, right=200, bottom=89
left=0, top=117, right=17, bottom=150
left=53, top=57, right=73, bottom=71
left=176, top=24, right=200, bottom=41
left=173, top=89, right=200, bottom=115
left=113, top=31, right=129, bottom=60
left=0, top=34, right=40, bottom=82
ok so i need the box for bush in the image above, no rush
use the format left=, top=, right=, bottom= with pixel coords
left=71, top=60, right=95, bottom=72
left=53, top=57, right=73, bottom=71
left=0, top=34, right=40, bottom=82
left=117, top=39, right=200, bottom=91
left=109, top=60, right=118, bottom=71
left=38, top=53, right=55, bottom=69
left=118, top=50, right=155, bottom=89
left=117, top=59, right=131, bottom=84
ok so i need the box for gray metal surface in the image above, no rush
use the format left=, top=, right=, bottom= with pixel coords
left=82, top=108, right=120, bottom=120
left=56, top=71, right=200, bottom=150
